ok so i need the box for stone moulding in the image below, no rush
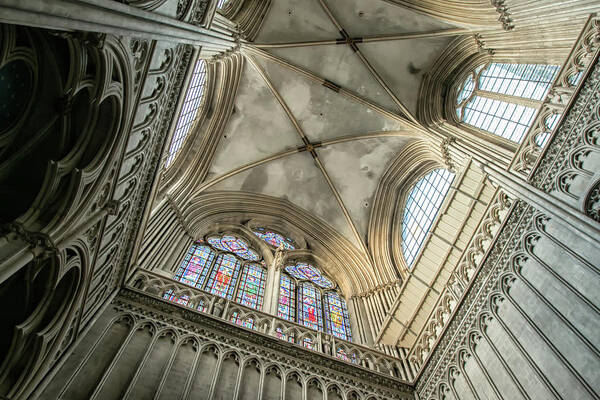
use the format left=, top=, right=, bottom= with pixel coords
left=115, top=287, right=415, bottom=398
left=415, top=199, right=532, bottom=398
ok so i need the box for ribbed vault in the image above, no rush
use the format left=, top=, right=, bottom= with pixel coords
left=166, top=0, right=476, bottom=290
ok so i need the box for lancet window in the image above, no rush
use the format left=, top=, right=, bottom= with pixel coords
left=278, top=262, right=352, bottom=341
left=164, top=59, right=207, bottom=167
left=402, top=168, right=455, bottom=268
left=168, top=234, right=266, bottom=310
left=456, top=63, right=559, bottom=143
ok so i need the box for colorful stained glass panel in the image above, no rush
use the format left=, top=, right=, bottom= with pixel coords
left=278, top=274, right=296, bottom=321
left=302, top=337, right=318, bottom=351
left=285, top=262, right=334, bottom=289
left=173, top=243, right=215, bottom=288
left=324, top=292, right=352, bottom=341
left=298, top=282, right=323, bottom=331
left=206, top=254, right=240, bottom=299
left=253, top=228, right=295, bottom=250
left=207, top=235, right=260, bottom=261
left=230, top=312, right=255, bottom=330
left=275, top=327, right=295, bottom=343
left=235, top=264, right=266, bottom=310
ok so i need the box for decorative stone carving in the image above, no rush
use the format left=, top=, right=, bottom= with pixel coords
left=584, top=179, right=600, bottom=221
left=114, top=288, right=415, bottom=399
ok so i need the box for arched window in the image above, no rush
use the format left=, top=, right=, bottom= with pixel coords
left=217, top=0, right=228, bottom=8
left=278, top=262, right=352, bottom=341
left=253, top=227, right=296, bottom=250
left=402, top=169, right=455, bottom=268
left=165, top=59, right=207, bottom=167
left=168, top=234, right=266, bottom=310
left=456, top=63, right=559, bottom=143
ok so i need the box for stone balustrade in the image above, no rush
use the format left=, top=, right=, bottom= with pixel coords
left=128, top=269, right=416, bottom=381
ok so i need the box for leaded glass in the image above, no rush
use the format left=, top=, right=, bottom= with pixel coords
left=478, top=63, right=558, bottom=101
left=298, top=282, right=323, bottom=331
left=456, top=75, right=474, bottom=105
left=173, top=243, right=215, bottom=288
left=324, top=292, right=352, bottom=341
left=285, top=262, right=334, bottom=289
left=457, top=63, right=559, bottom=143
left=163, top=290, right=189, bottom=307
left=165, top=59, right=207, bottom=167
left=302, top=337, right=318, bottom=351
left=278, top=274, right=296, bottom=321
left=275, top=327, right=295, bottom=343
left=463, top=96, right=537, bottom=142
left=235, top=264, right=266, bottom=309
left=230, top=312, right=255, bottom=329
left=336, top=348, right=358, bottom=363
left=253, top=228, right=295, bottom=250
left=207, top=235, right=260, bottom=261
left=402, top=169, right=455, bottom=267
left=206, top=254, right=241, bottom=299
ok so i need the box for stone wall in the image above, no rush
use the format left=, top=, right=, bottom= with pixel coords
left=39, top=289, right=414, bottom=400
left=416, top=46, right=600, bottom=400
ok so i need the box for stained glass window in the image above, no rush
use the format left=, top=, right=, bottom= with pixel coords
left=285, top=262, right=334, bottom=289
left=302, top=337, right=318, bottom=351
left=456, top=63, right=559, bottom=143
left=298, top=282, right=323, bottom=331
left=205, top=254, right=241, bottom=299
left=173, top=243, right=215, bottom=288
left=336, top=348, right=358, bottom=364
left=230, top=312, right=255, bottom=329
left=207, top=235, right=260, bottom=261
left=278, top=274, right=296, bottom=321
left=165, top=59, right=207, bottom=167
left=163, top=290, right=190, bottom=307
left=275, top=327, right=295, bottom=343
left=253, top=228, right=296, bottom=250
left=169, top=235, right=267, bottom=314
left=324, top=292, right=352, bottom=341
left=236, top=264, right=265, bottom=309
left=402, top=169, right=454, bottom=267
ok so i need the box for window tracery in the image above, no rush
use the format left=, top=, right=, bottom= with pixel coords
left=168, top=234, right=265, bottom=309
left=456, top=62, right=559, bottom=143
left=253, top=227, right=296, bottom=250
left=402, top=169, right=455, bottom=268
left=167, top=231, right=353, bottom=342
left=165, top=59, right=207, bottom=167
left=278, top=262, right=352, bottom=341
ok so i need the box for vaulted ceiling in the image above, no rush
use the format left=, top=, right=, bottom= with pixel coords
left=201, top=0, right=462, bottom=256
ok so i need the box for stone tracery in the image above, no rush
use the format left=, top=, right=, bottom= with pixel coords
left=0, top=1, right=598, bottom=399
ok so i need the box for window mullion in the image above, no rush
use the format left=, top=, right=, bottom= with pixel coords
left=201, top=249, right=221, bottom=291
left=232, top=261, right=245, bottom=300
left=476, top=88, right=541, bottom=109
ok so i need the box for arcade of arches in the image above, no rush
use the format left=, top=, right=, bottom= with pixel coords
left=0, top=1, right=599, bottom=399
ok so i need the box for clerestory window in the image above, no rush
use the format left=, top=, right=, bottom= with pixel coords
left=278, top=262, right=352, bottom=342
left=167, top=234, right=265, bottom=310
left=164, top=59, right=207, bottom=167
left=456, top=63, right=559, bottom=144
left=401, top=168, right=454, bottom=268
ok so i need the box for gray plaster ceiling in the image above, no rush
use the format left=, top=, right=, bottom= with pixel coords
left=203, top=0, right=460, bottom=253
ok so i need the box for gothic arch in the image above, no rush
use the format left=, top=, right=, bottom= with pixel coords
left=368, top=139, right=444, bottom=279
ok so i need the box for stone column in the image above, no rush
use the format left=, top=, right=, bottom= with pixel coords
left=0, top=0, right=236, bottom=48
left=264, top=244, right=285, bottom=315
